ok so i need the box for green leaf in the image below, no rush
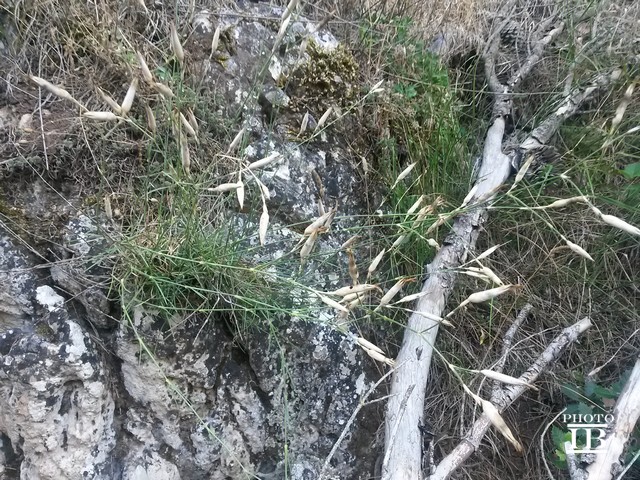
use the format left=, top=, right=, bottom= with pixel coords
left=561, top=383, right=585, bottom=403
left=621, top=162, right=640, bottom=179
left=551, top=425, right=569, bottom=448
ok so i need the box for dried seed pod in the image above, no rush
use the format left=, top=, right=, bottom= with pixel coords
left=475, top=244, right=503, bottom=262
left=478, top=266, right=504, bottom=286
left=227, top=127, right=246, bottom=153
left=391, top=162, right=417, bottom=189
left=375, top=278, right=411, bottom=310
left=83, top=111, right=119, bottom=121
left=526, top=196, right=588, bottom=210
left=30, top=76, right=72, bottom=100
left=186, top=109, right=199, bottom=133
left=346, top=249, right=359, bottom=285
left=120, top=78, right=138, bottom=115
left=561, top=236, right=594, bottom=261
left=136, top=51, right=154, bottom=84
left=179, top=112, right=197, bottom=138
left=180, top=139, right=190, bottom=174
left=426, top=238, right=440, bottom=250
left=170, top=22, right=185, bottom=66
left=592, top=207, right=640, bottom=237
left=318, top=294, right=349, bottom=313
left=356, top=337, right=384, bottom=355
left=300, top=230, right=318, bottom=260
left=247, top=152, right=282, bottom=171
left=144, top=104, right=157, bottom=134
left=259, top=203, right=269, bottom=246
left=208, top=182, right=242, bottom=192
left=367, top=249, right=386, bottom=276
left=236, top=174, right=245, bottom=209
left=104, top=195, right=113, bottom=219
left=406, top=195, right=425, bottom=215
left=395, top=291, right=427, bottom=304
left=365, top=348, right=395, bottom=366
left=477, top=369, right=538, bottom=391
left=466, top=285, right=518, bottom=304
left=96, top=87, right=122, bottom=114
left=211, top=25, right=221, bottom=53
left=304, top=211, right=332, bottom=235
left=341, top=235, right=359, bottom=250
left=370, top=79, right=384, bottom=94
left=30, top=76, right=84, bottom=110
left=409, top=310, right=450, bottom=325
left=461, top=185, right=478, bottom=208
left=314, top=107, right=333, bottom=131
left=272, top=15, right=291, bottom=53
left=299, top=112, right=310, bottom=135
left=391, top=235, right=406, bottom=249
left=153, top=82, right=175, bottom=98
left=328, top=284, right=380, bottom=297
left=256, top=180, right=271, bottom=201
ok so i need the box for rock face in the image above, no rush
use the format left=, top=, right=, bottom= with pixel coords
left=0, top=3, right=381, bottom=480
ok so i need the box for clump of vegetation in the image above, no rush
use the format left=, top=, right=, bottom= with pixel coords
left=285, top=42, right=359, bottom=115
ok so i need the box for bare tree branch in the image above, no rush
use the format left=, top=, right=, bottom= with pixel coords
left=430, top=317, right=592, bottom=480
left=381, top=13, right=629, bottom=479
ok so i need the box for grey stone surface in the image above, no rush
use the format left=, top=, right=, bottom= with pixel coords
left=0, top=3, right=381, bottom=479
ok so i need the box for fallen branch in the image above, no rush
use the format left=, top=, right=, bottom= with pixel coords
left=430, top=317, right=592, bottom=480
left=584, top=355, right=640, bottom=480
left=382, top=16, right=625, bottom=479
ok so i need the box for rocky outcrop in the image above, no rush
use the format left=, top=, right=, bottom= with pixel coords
left=0, top=3, right=381, bottom=479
